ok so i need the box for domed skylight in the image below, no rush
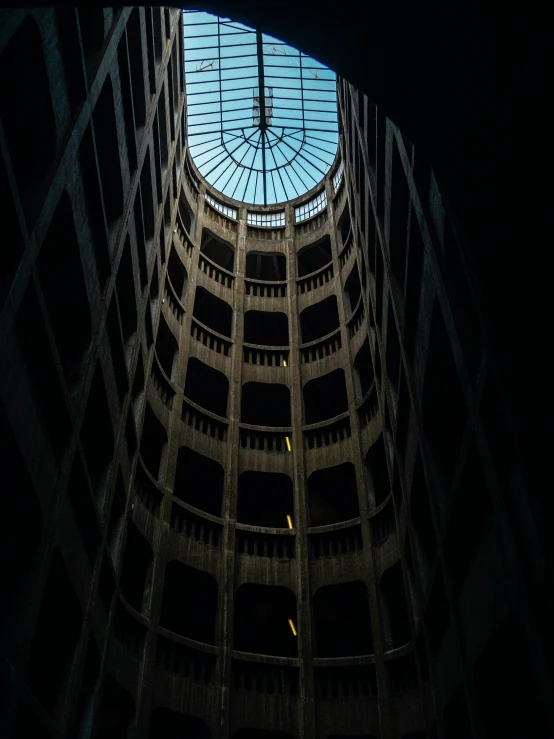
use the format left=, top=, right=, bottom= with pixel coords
left=182, top=10, right=339, bottom=205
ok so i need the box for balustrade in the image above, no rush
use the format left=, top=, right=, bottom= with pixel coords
left=199, top=253, right=234, bottom=289
left=155, top=634, right=217, bottom=683
left=242, top=344, right=289, bottom=367
left=297, top=262, right=334, bottom=295
left=300, top=329, right=342, bottom=364
left=314, top=665, right=377, bottom=699
left=370, top=495, right=396, bottom=545
left=164, top=276, right=185, bottom=324
left=134, top=457, right=163, bottom=516
left=357, top=382, right=378, bottom=428
left=303, top=413, right=351, bottom=449
left=245, top=279, right=286, bottom=298
left=231, top=659, right=299, bottom=696
left=236, top=528, right=295, bottom=559
left=170, top=501, right=222, bottom=548
left=182, top=399, right=228, bottom=441
left=309, top=523, right=363, bottom=558
left=150, top=354, right=175, bottom=410
left=348, top=298, right=365, bottom=338
left=239, top=426, right=292, bottom=452
left=191, top=318, right=232, bottom=357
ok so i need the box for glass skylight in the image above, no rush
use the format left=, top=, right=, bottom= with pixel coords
left=183, top=10, right=339, bottom=206
left=294, top=190, right=327, bottom=223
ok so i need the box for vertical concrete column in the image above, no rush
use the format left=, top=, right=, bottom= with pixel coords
left=285, top=202, right=317, bottom=739
left=215, top=203, right=247, bottom=738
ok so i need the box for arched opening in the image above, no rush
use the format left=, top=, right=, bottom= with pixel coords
left=297, top=236, right=331, bottom=276
left=246, top=251, right=287, bottom=281
left=174, top=447, right=224, bottom=516
left=300, top=296, right=339, bottom=343
left=237, top=471, right=294, bottom=528
left=244, top=310, right=289, bottom=346
left=193, top=286, right=233, bottom=337
left=241, top=382, right=291, bottom=427
left=234, top=584, right=297, bottom=657
left=201, top=227, right=235, bottom=271
left=303, top=369, right=348, bottom=424
left=185, top=357, right=229, bottom=417
left=307, top=463, right=359, bottom=526
left=161, top=561, right=218, bottom=644
left=313, top=581, right=373, bottom=657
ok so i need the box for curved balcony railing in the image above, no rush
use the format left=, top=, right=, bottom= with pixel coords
left=347, top=297, right=365, bottom=339
left=338, top=226, right=354, bottom=268
left=134, top=455, right=164, bottom=516
left=150, top=352, right=176, bottom=410
left=236, top=524, right=295, bottom=559
left=300, top=328, right=342, bottom=364
left=175, top=212, right=194, bottom=258
left=155, top=632, right=217, bottom=684
left=314, top=663, right=378, bottom=699
left=113, top=595, right=148, bottom=657
left=181, top=397, right=228, bottom=441
left=245, top=278, right=287, bottom=298
left=198, top=252, right=234, bottom=289
left=308, top=519, right=363, bottom=558
left=296, top=261, right=334, bottom=295
left=302, top=411, right=351, bottom=449
left=239, top=423, right=293, bottom=453
left=191, top=317, right=233, bottom=357
left=357, top=382, right=378, bottom=429
left=369, top=493, right=396, bottom=545
left=164, top=275, right=185, bottom=325
left=242, top=343, right=289, bottom=367
left=231, top=656, right=300, bottom=696
left=170, top=498, right=223, bottom=549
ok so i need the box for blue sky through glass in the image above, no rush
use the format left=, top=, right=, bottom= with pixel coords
left=183, top=10, right=338, bottom=205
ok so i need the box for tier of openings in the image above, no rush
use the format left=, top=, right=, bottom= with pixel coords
left=244, top=310, right=289, bottom=346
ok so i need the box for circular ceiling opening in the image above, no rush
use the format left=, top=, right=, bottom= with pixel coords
left=183, top=10, right=339, bottom=205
